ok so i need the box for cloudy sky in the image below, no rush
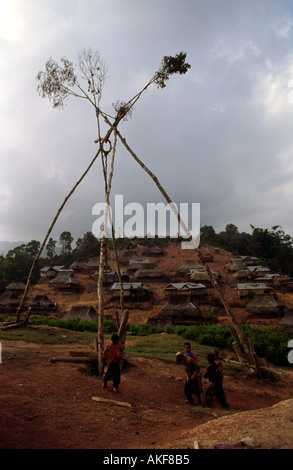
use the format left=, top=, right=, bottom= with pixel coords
left=2, top=0, right=293, bottom=247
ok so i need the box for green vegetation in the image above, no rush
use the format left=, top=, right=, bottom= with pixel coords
left=1, top=316, right=291, bottom=367
left=201, top=223, right=293, bottom=277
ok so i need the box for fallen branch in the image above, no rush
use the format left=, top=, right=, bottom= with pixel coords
left=69, top=351, right=98, bottom=358
left=49, top=357, right=97, bottom=363
left=91, top=396, right=132, bottom=408
left=1, top=321, right=25, bottom=330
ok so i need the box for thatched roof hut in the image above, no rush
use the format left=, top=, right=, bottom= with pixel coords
left=164, top=282, right=207, bottom=303
left=225, top=259, right=247, bottom=272
left=64, top=305, right=98, bottom=322
left=30, top=295, right=57, bottom=314
left=127, top=258, right=152, bottom=275
left=189, top=269, right=220, bottom=285
left=84, top=258, right=101, bottom=272
left=233, top=270, right=251, bottom=280
left=117, top=249, right=137, bottom=264
left=277, top=309, right=293, bottom=331
left=178, top=260, right=203, bottom=274
left=142, top=244, right=165, bottom=256
left=70, top=259, right=89, bottom=272
left=245, top=294, right=283, bottom=317
left=5, top=281, right=26, bottom=294
left=49, top=271, right=83, bottom=291
left=148, top=301, right=202, bottom=327
left=110, top=282, right=151, bottom=301
left=234, top=256, right=260, bottom=266
left=133, top=266, right=164, bottom=280
left=94, top=269, right=129, bottom=285
left=0, top=292, right=21, bottom=313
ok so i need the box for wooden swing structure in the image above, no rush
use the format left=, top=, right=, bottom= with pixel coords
left=1, top=50, right=262, bottom=378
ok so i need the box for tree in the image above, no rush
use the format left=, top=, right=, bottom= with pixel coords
left=75, top=231, right=100, bottom=259
left=200, top=225, right=217, bottom=245
left=248, top=225, right=293, bottom=275
left=46, top=237, right=57, bottom=259
left=59, top=231, right=74, bottom=254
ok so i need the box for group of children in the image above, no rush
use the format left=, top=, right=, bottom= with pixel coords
left=101, top=335, right=229, bottom=410
left=176, top=342, right=229, bottom=409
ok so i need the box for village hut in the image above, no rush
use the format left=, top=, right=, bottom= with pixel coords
left=110, top=282, right=152, bottom=302
left=70, top=259, right=89, bottom=272
left=49, top=271, right=83, bottom=292
left=117, top=249, right=138, bottom=265
left=147, top=282, right=203, bottom=327
left=0, top=292, right=21, bottom=314
left=235, top=282, right=272, bottom=298
left=93, top=269, right=129, bottom=285
left=234, top=256, right=260, bottom=266
left=133, top=266, right=164, bottom=280
left=178, top=260, right=203, bottom=275
left=277, top=308, right=293, bottom=331
left=84, top=258, right=101, bottom=273
left=141, top=244, right=166, bottom=256
left=253, top=273, right=281, bottom=287
left=273, top=275, right=293, bottom=291
left=64, top=305, right=98, bottom=322
left=40, top=267, right=58, bottom=279
left=245, top=294, right=284, bottom=317
left=232, top=270, right=251, bottom=281
left=225, top=259, right=247, bottom=272
left=29, top=295, right=57, bottom=314
left=246, top=266, right=272, bottom=276
left=126, top=258, right=152, bottom=275
left=5, top=281, right=26, bottom=294
left=150, top=301, right=202, bottom=327
left=189, top=269, right=220, bottom=286
left=164, top=282, right=207, bottom=303
left=40, top=266, right=69, bottom=279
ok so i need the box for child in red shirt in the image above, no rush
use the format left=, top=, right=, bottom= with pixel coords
left=102, top=334, right=123, bottom=392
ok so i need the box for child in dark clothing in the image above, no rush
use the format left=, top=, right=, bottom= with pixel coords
left=204, top=353, right=229, bottom=409
left=102, top=334, right=123, bottom=392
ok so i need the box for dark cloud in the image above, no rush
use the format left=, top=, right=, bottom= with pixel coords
left=1, top=0, right=293, bottom=244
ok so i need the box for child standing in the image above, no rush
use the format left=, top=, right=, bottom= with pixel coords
left=176, top=353, right=205, bottom=406
left=102, top=334, right=123, bottom=392
left=183, top=342, right=200, bottom=364
left=204, top=353, right=229, bottom=409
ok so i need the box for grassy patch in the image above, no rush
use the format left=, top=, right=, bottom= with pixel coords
left=0, top=325, right=98, bottom=345
left=124, top=333, right=245, bottom=375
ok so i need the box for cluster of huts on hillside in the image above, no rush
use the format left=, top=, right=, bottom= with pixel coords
left=224, top=255, right=293, bottom=330
left=0, top=281, right=57, bottom=316
left=1, top=247, right=293, bottom=331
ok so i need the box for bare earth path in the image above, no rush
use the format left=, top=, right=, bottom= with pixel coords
left=1, top=338, right=293, bottom=450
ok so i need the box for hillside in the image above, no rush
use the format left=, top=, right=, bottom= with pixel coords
left=23, top=241, right=293, bottom=329
left=1, top=241, right=293, bottom=450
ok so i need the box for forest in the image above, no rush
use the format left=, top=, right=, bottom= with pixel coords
left=1, top=223, right=293, bottom=293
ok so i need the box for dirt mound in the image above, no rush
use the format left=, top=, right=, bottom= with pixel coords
left=179, top=398, right=293, bottom=449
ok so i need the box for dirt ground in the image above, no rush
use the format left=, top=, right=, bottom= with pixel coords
left=2, top=243, right=293, bottom=451
left=1, top=337, right=293, bottom=450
